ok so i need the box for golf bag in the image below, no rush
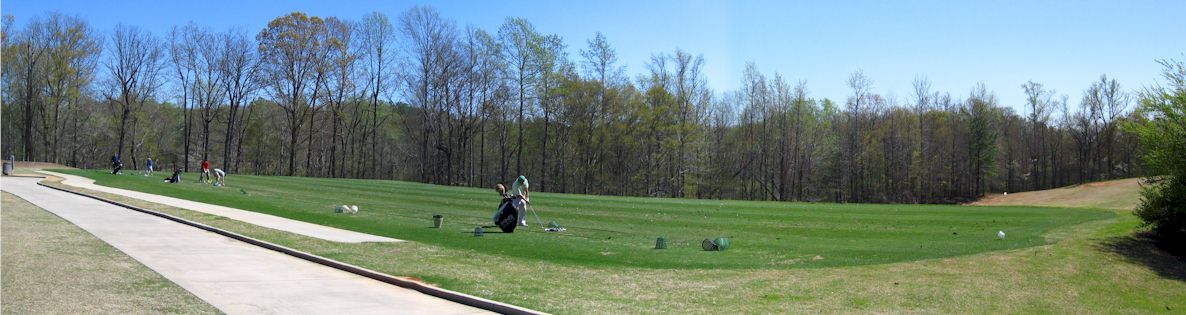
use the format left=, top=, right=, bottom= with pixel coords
left=494, top=197, right=519, bottom=233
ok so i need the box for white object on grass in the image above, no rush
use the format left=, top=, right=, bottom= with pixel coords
left=350, top=205, right=359, bottom=214
left=997, top=230, right=1006, bottom=240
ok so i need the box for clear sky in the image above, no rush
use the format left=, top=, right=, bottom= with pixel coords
left=4, top=0, right=1184, bottom=113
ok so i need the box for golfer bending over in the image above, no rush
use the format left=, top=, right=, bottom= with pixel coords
left=213, top=168, right=226, bottom=186
left=510, top=175, right=530, bottom=226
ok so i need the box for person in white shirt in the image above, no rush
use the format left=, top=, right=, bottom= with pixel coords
left=213, top=168, right=226, bottom=187
left=509, top=175, right=530, bottom=226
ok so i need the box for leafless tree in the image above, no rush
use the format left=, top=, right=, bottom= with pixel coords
left=104, top=24, right=164, bottom=166
left=357, top=12, right=397, bottom=176
left=218, top=28, right=260, bottom=172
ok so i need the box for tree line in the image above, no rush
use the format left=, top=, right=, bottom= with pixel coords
left=1, top=7, right=1154, bottom=203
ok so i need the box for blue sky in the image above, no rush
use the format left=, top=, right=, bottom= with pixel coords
left=4, top=0, right=1183, bottom=113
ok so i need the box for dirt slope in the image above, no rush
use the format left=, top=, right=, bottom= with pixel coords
left=971, top=178, right=1142, bottom=210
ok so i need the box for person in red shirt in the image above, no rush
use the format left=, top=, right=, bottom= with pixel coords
left=200, top=160, right=211, bottom=183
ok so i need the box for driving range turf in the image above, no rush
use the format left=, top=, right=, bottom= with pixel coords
left=41, top=169, right=1186, bottom=313
left=56, top=169, right=1111, bottom=269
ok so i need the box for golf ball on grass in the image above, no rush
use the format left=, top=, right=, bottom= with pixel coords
left=997, top=231, right=1006, bottom=240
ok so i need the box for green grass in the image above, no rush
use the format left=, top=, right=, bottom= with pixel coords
left=57, top=169, right=1111, bottom=270
left=39, top=169, right=1184, bottom=314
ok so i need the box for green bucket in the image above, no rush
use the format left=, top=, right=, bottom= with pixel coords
left=701, top=238, right=716, bottom=251
left=701, top=237, right=731, bottom=251
left=714, top=237, right=730, bottom=251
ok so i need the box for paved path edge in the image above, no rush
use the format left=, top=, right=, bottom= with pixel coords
left=35, top=180, right=546, bottom=315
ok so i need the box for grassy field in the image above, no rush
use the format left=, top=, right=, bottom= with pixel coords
left=56, top=169, right=1110, bottom=270
left=40, top=168, right=1185, bottom=314
left=0, top=191, right=219, bottom=314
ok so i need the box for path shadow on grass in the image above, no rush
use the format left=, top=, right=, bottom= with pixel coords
left=1097, top=233, right=1186, bottom=282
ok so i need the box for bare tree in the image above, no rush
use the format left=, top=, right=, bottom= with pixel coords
left=187, top=25, right=225, bottom=165
left=218, top=28, right=260, bottom=172
left=357, top=12, right=396, bottom=176
left=911, top=75, right=932, bottom=198
left=467, top=28, right=506, bottom=187
left=169, top=24, right=197, bottom=171
left=535, top=34, right=565, bottom=191
left=578, top=32, right=623, bottom=194
left=498, top=18, right=541, bottom=177
left=1021, top=81, right=1052, bottom=189
left=323, top=17, right=355, bottom=178
left=844, top=71, right=872, bottom=202
left=10, top=16, right=49, bottom=161
left=1079, top=75, right=1130, bottom=180
left=105, top=24, right=164, bottom=165
left=399, top=6, right=461, bottom=183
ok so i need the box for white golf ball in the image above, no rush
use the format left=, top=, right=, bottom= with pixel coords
left=997, top=231, right=1006, bottom=240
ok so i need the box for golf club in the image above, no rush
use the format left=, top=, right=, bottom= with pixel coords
left=528, top=203, right=564, bottom=232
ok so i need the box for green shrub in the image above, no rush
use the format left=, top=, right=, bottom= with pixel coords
left=1128, top=58, right=1186, bottom=252
left=1135, top=178, right=1186, bottom=252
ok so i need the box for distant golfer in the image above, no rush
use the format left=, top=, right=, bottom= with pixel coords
left=145, top=157, right=154, bottom=176
left=164, top=166, right=181, bottom=183
left=111, top=154, right=122, bottom=174
left=509, top=175, right=530, bottom=226
left=213, top=168, right=226, bottom=187
left=200, top=159, right=211, bottom=183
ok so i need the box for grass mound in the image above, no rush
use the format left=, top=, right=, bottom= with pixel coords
left=58, top=169, right=1112, bottom=269
left=970, top=178, right=1141, bottom=210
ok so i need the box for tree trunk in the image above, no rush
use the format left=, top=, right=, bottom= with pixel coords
left=117, top=106, right=131, bottom=160
left=223, top=102, right=238, bottom=175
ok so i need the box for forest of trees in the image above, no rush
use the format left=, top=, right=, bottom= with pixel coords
left=1, top=7, right=1153, bottom=203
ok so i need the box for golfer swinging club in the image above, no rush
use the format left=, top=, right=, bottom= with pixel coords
left=510, top=175, right=530, bottom=226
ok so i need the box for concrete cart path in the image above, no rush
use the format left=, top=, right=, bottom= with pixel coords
left=38, top=171, right=400, bottom=243
left=1, top=177, right=490, bottom=315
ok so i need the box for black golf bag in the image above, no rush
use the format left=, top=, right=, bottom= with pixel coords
left=494, top=197, right=519, bottom=233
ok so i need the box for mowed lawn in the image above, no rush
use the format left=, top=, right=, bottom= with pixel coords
left=57, top=169, right=1111, bottom=269
left=43, top=168, right=1185, bottom=313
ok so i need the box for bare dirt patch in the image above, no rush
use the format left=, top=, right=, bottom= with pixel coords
left=971, top=178, right=1142, bottom=211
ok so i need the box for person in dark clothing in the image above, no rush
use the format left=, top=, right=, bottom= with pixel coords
left=145, top=157, right=154, bottom=176
left=111, top=155, right=122, bottom=175
left=163, top=167, right=181, bottom=183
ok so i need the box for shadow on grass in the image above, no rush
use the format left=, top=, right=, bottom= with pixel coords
left=1097, top=233, right=1186, bottom=282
